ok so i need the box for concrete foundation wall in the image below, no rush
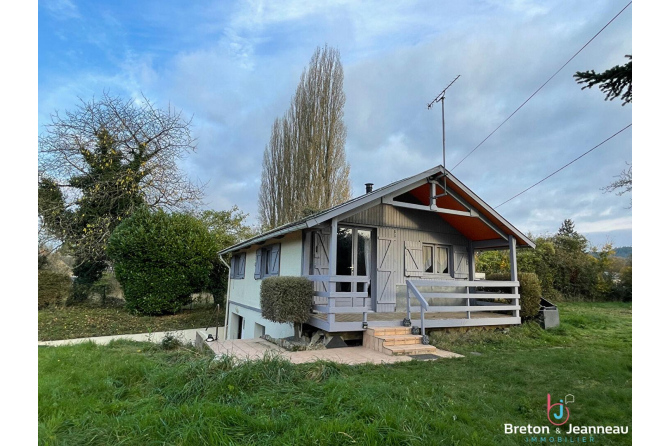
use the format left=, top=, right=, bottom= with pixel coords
left=227, top=304, right=294, bottom=340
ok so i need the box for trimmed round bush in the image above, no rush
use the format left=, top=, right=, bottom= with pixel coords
left=260, top=276, right=314, bottom=325
left=107, top=208, right=217, bottom=315
left=518, top=272, right=542, bottom=318
left=38, top=270, right=72, bottom=309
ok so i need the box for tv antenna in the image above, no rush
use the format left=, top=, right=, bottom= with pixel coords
left=427, top=75, right=460, bottom=169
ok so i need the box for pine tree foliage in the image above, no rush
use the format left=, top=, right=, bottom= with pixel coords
left=575, top=55, right=632, bottom=203
left=259, top=45, right=351, bottom=229
left=574, top=55, right=631, bottom=106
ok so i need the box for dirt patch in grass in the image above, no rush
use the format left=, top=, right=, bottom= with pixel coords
left=38, top=304, right=217, bottom=341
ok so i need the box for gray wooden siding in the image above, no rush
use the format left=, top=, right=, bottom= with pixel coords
left=305, top=204, right=472, bottom=313
left=342, top=204, right=470, bottom=312
left=388, top=227, right=469, bottom=312
left=343, top=204, right=462, bottom=235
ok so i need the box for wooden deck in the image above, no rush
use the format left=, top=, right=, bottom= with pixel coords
left=306, top=278, right=521, bottom=333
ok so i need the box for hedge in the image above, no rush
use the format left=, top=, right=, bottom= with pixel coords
left=38, top=270, right=72, bottom=309
left=107, top=208, right=217, bottom=315
left=486, top=272, right=542, bottom=319
left=260, top=276, right=314, bottom=324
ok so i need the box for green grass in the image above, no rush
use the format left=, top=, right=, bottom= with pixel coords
left=38, top=304, right=218, bottom=341
left=38, top=302, right=632, bottom=445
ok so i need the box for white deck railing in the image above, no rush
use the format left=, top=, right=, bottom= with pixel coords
left=406, top=278, right=521, bottom=337
left=306, top=275, right=371, bottom=315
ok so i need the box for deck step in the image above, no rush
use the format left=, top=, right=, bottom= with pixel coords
left=363, top=326, right=436, bottom=356
left=383, top=344, right=437, bottom=356
left=376, top=334, right=423, bottom=346
left=367, top=327, right=411, bottom=336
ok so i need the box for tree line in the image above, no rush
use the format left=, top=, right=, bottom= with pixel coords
left=477, top=219, right=632, bottom=302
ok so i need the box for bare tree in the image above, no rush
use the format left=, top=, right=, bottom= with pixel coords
left=602, top=163, right=632, bottom=208
left=259, top=45, right=351, bottom=229
left=38, top=92, right=204, bottom=285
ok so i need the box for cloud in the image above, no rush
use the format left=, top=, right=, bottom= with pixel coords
left=578, top=216, right=632, bottom=234
left=42, top=0, right=80, bottom=20
left=38, top=0, right=633, bottom=245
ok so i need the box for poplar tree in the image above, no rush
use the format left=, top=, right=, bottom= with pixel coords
left=259, top=45, right=351, bottom=229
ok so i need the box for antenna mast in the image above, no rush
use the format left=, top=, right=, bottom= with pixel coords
left=427, top=75, right=460, bottom=168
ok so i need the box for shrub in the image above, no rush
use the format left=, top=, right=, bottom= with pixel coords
left=260, top=276, right=314, bottom=326
left=208, top=260, right=228, bottom=306
left=160, top=332, right=183, bottom=350
left=481, top=272, right=541, bottom=319
left=485, top=272, right=509, bottom=282
left=107, top=208, right=217, bottom=315
left=518, top=272, right=542, bottom=319
left=38, top=270, right=72, bottom=309
left=542, top=287, right=564, bottom=303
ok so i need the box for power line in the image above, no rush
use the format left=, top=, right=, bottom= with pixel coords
left=495, top=123, right=632, bottom=209
left=451, top=1, right=632, bottom=171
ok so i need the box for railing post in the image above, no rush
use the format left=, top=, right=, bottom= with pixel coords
left=466, top=287, right=471, bottom=319
left=329, top=218, right=338, bottom=295
left=406, top=286, right=411, bottom=321
left=420, top=306, right=425, bottom=337
left=509, top=237, right=520, bottom=319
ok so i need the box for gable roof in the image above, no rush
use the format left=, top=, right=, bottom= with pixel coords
left=219, top=165, right=535, bottom=254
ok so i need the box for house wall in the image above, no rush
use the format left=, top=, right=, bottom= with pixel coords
left=343, top=204, right=471, bottom=312
left=226, top=231, right=302, bottom=340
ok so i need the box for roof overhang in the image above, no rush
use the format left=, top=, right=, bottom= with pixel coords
left=219, top=165, right=535, bottom=255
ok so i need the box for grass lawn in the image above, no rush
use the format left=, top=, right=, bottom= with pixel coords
left=38, top=304, right=218, bottom=341
left=38, top=302, right=632, bottom=445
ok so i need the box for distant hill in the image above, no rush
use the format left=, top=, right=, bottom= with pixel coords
left=590, top=246, right=631, bottom=259
left=613, top=247, right=632, bottom=259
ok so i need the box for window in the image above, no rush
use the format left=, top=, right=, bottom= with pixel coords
left=436, top=246, right=449, bottom=274
left=423, top=244, right=449, bottom=275
left=230, top=253, right=246, bottom=279
left=404, top=241, right=450, bottom=276
left=423, top=245, right=433, bottom=273
left=254, top=244, right=281, bottom=279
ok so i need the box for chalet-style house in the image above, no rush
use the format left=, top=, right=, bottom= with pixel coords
left=219, top=165, right=534, bottom=342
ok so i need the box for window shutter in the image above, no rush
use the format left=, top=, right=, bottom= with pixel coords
left=230, top=255, right=237, bottom=279
left=238, top=253, right=246, bottom=278
left=254, top=249, right=262, bottom=279
left=453, top=248, right=468, bottom=279
left=404, top=241, right=423, bottom=276
left=269, top=244, right=281, bottom=276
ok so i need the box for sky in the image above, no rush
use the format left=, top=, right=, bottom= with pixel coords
left=38, top=0, right=633, bottom=248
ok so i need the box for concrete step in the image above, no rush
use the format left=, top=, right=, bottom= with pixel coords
left=376, top=334, right=423, bottom=346
left=367, top=327, right=411, bottom=336
left=383, top=343, right=437, bottom=356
